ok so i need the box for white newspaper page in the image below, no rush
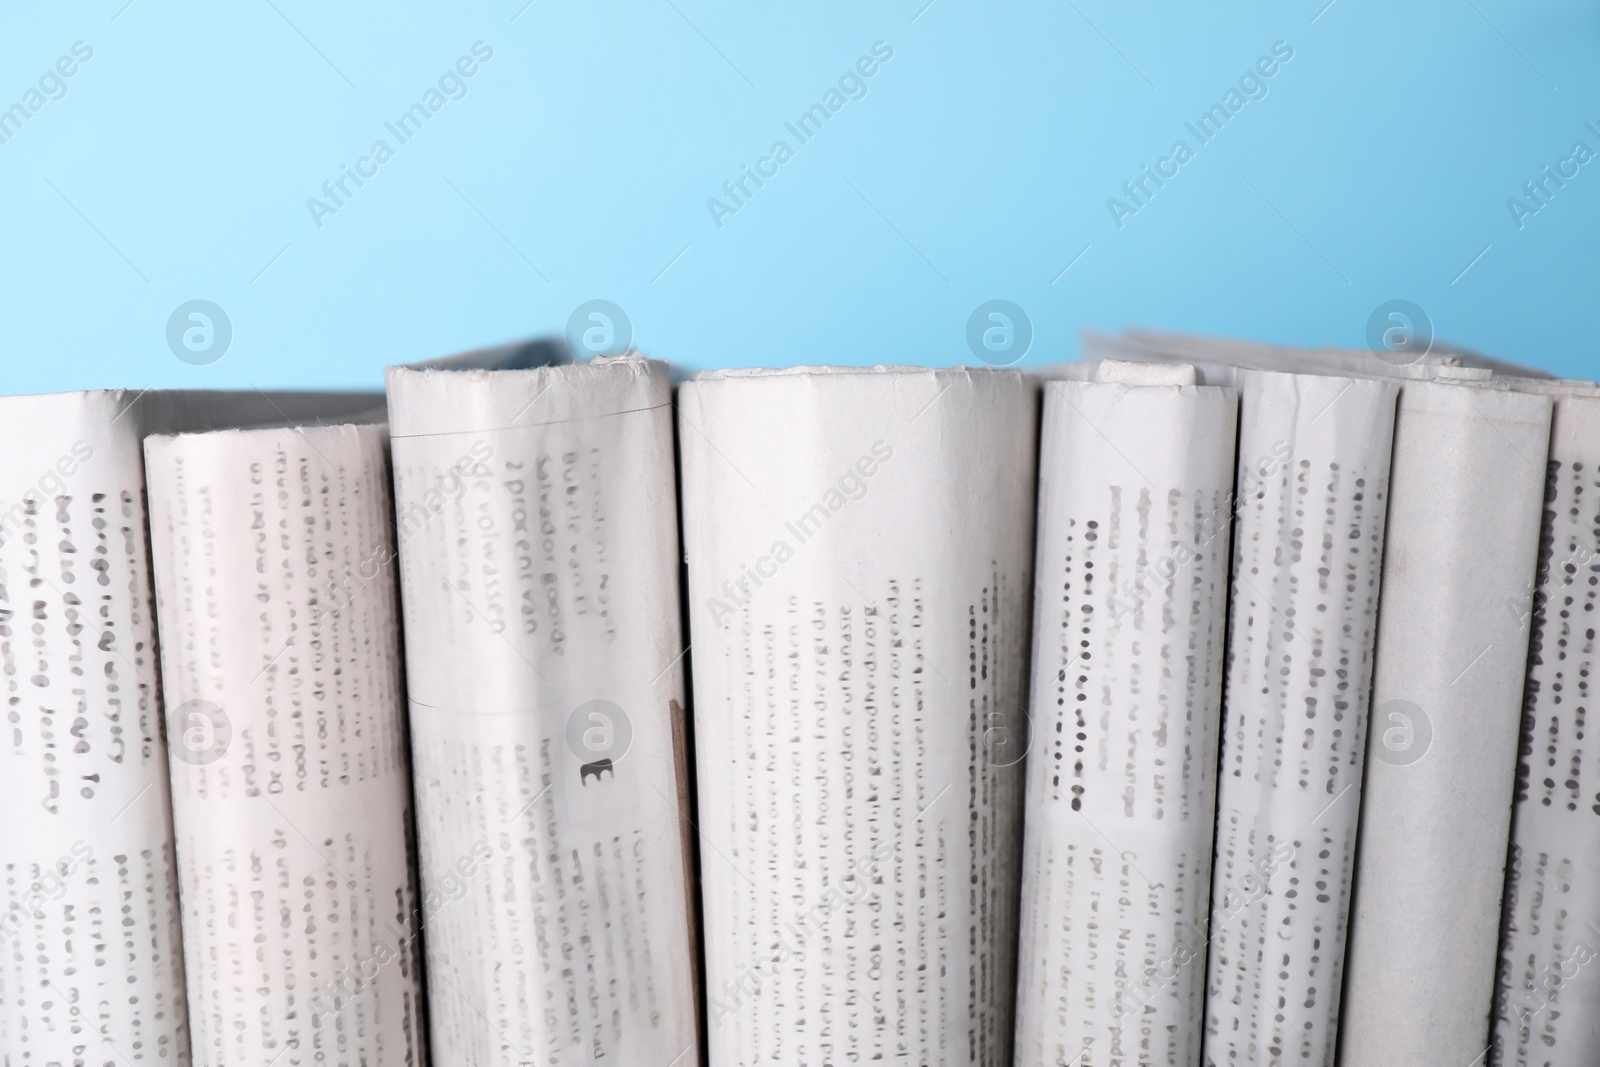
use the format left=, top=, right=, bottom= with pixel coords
left=1200, top=370, right=1399, bottom=1066
left=1012, top=371, right=1238, bottom=1067
left=1492, top=389, right=1600, bottom=1065
left=1340, top=381, right=1553, bottom=1066
left=0, top=389, right=379, bottom=1066
left=144, top=423, right=424, bottom=1066
left=678, top=366, right=1037, bottom=1067
left=383, top=355, right=700, bottom=1066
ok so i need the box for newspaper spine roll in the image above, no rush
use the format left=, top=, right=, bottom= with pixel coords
left=0, top=392, right=191, bottom=1064
left=1201, top=371, right=1398, bottom=1065
left=679, top=367, right=1037, bottom=1067
left=1340, top=382, right=1553, bottom=1065
left=384, top=357, right=699, bottom=1066
left=1012, top=377, right=1238, bottom=1067
left=1492, top=393, right=1600, bottom=1066
left=144, top=424, right=425, bottom=1066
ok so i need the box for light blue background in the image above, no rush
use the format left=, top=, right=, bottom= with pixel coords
left=1, top=0, right=1596, bottom=393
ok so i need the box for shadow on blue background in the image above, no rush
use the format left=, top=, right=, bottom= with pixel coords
left=1, top=0, right=1596, bottom=392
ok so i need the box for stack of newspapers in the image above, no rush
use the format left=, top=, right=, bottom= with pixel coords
left=2, top=330, right=1595, bottom=1066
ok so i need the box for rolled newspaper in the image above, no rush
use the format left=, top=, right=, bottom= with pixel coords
left=0, top=389, right=378, bottom=1066
left=1013, top=364, right=1237, bottom=1067
left=144, top=422, right=424, bottom=1066
left=679, top=366, right=1037, bottom=1066
left=1491, top=385, right=1600, bottom=1065
left=383, top=353, right=701, bottom=1066
left=1340, top=380, right=1553, bottom=1065
left=1202, top=370, right=1399, bottom=1065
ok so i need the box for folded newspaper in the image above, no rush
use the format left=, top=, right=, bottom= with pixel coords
left=1014, top=362, right=1237, bottom=1066
left=0, top=390, right=381, bottom=1065
left=1, top=327, right=1593, bottom=1066
left=385, top=347, right=701, bottom=1066
left=679, top=366, right=1037, bottom=1066
left=145, top=418, right=425, bottom=1065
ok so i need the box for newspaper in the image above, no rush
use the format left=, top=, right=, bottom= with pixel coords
left=1078, top=331, right=1569, bottom=1061
left=1491, top=385, right=1600, bottom=1066
left=1201, top=370, right=1399, bottom=1065
left=384, top=354, right=700, bottom=1065
left=0, top=389, right=378, bottom=1065
left=678, top=366, right=1037, bottom=1066
left=1340, top=380, right=1554, bottom=1065
left=1013, top=364, right=1238, bottom=1067
left=143, top=421, right=423, bottom=1066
